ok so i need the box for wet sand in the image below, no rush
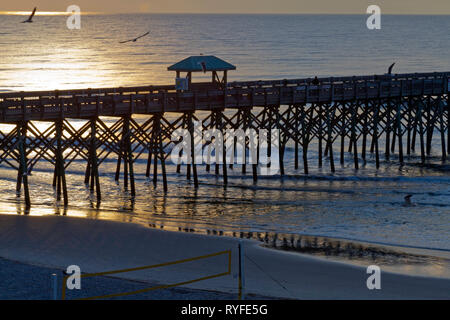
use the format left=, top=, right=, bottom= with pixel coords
left=0, top=215, right=449, bottom=299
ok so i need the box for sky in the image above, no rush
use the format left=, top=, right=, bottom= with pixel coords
left=2, top=0, right=450, bottom=15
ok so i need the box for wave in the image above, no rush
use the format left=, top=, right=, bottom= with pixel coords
left=1, top=159, right=449, bottom=185
left=216, top=172, right=450, bottom=184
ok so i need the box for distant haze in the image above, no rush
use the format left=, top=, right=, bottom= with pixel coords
left=3, top=0, right=450, bottom=14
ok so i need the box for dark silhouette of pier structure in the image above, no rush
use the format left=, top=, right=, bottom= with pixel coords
left=0, top=57, right=448, bottom=207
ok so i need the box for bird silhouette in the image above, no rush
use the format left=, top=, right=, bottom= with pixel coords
left=403, top=194, right=416, bottom=207
left=388, top=62, right=396, bottom=75
left=199, top=61, right=207, bottom=73
left=22, top=7, right=37, bottom=23
left=119, top=32, right=150, bottom=44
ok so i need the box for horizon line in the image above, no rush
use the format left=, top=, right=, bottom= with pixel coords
left=1, top=11, right=449, bottom=16
left=0, top=11, right=101, bottom=16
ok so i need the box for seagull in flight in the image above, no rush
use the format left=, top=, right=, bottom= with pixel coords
left=22, top=7, right=37, bottom=23
left=387, top=62, right=396, bottom=75
left=119, top=32, right=150, bottom=44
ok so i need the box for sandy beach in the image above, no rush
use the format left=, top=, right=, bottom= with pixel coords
left=0, top=214, right=448, bottom=300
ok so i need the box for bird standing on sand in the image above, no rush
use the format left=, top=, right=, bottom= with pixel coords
left=22, top=7, right=37, bottom=23
left=403, top=194, right=416, bottom=207
left=388, top=62, right=396, bottom=75
left=119, top=32, right=150, bottom=44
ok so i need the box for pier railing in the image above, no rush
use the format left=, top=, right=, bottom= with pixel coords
left=0, top=72, right=448, bottom=122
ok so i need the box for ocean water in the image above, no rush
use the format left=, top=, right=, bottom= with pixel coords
left=0, top=14, right=449, bottom=276
left=1, top=14, right=449, bottom=90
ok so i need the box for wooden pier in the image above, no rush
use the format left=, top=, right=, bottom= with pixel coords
left=0, top=71, right=448, bottom=207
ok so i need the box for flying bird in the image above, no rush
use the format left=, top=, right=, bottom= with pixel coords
left=119, top=32, right=150, bottom=44
left=387, top=62, right=396, bottom=75
left=22, top=7, right=37, bottom=23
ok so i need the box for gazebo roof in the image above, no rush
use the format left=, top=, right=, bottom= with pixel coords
left=168, top=55, right=236, bottom=72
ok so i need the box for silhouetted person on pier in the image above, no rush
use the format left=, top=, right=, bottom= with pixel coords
left=312, top=76, right=320, bottom=85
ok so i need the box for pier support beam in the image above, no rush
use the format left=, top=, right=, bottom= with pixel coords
left=149, top=113, right=168, bottom=192
left=54, top=119, right=68, bottom=206
left=425, top=96, right=434, bottom=156
left=213, top=111, right=221, bottom=176
left=395, top=100, right=404, bottom=165
left=340, top=104, right=347, bottom=166
left=417, top=103, right=426, bottom=164
left=385, top=100, right=392, bottom=161
left=317, top=103, right=323, bottom=168
left=242, top=107, right=258, bottom=181
left=361, top=101, right=369, bottom=164
left=16, top=122, right=31, bottom=208
left=294, top=105, right=300, bottom=170
left=438, top=97, right=447, bottom=161
left=301, top=105, right=310, bottom=174
left=187, top=112, right=198, bottom=188
left=217, top=110, right=228, bottom=186
left=85, top=118, right=101, bottom=201
left=373, top=101, right=380, bottom=169
left=115, top=116, right=136, bottom=196
left=350, top=102, right=359, bottom=170
left=406, top=97, right=413, bottom=156
left=205, top=112, right=214, bottom=173
left=444, top=92, right=450, bottom=156
left=326, top=103, right=336, bottom=173
left=174, top=114, right=189, bottom=175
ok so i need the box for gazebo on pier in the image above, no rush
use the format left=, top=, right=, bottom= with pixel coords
left=168, top=55, right=236, bottom=91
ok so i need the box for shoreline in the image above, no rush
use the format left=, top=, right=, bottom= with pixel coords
left=0, top=214, right=449, bottom=299
left=2, top=207, right=449, bottom=279
left=143, top=223, right=450, bottom=279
